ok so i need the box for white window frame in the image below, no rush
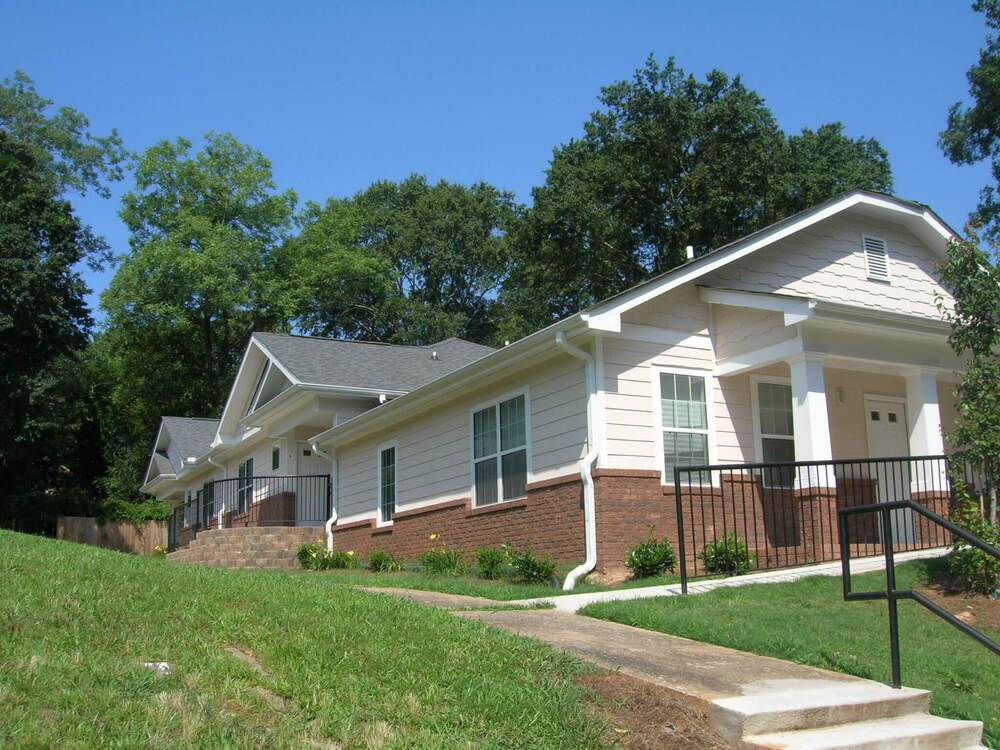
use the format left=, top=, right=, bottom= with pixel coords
left=469, top=387, right=533, bottom=508
left=862, top=233, right=891, bottom=283
left=652, top=366, right=717, bottom=486
left=376, top=440, right=398, bottom=527
left=750, top=374, right=796, bottom=463
left=237, top=457, right=254, bottom=513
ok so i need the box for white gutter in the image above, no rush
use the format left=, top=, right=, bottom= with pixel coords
left=311, top=442, right=338, bottom=550
left=554, top=331, right=599, bottom=590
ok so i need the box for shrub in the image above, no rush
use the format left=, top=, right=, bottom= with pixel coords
left=297, top=542, right=326, bottom=570
left=326, top=549, right=361, bottom=570
left=420, top=533, right=464, bottom=575
left=475, top=546, right=509, bottom=579
left=699, top=534, right=755, bottom=576
left=296, top=543, right=360, bottom=571
left=626, top=533, right=676, bottom=578
left=948, top=496, right=1000, bottom=597
left=368, top=549, right=401, bottom=573
left=506, top=544, right=557, bottom=584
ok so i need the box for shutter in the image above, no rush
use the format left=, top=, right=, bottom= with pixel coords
left=863, top=235, right=890, bottom=281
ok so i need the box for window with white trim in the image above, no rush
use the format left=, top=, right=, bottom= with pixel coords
left=660, top=372, right=710, bottom=481
left=756, top=381, right=795, bottom=487
left=863, top=235, right=890, bottom=282
left=378, top=445, right=396, bottom=524
left=237, top=457, right=254, bottom=513
left=473, top=394, right=527, bottom=506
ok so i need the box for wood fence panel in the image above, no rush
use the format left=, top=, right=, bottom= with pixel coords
left=56, top=516, right=167, bottom=556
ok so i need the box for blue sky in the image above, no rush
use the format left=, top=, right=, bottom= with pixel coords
left=2, top=1, right=992, bottom=316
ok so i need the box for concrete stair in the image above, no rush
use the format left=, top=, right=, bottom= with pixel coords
left=710, top=681, right=986, bottom=750
left=167, top=526, right=323, bottom=569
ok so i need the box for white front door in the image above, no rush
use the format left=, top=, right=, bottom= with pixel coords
left=864, top=397, right=916, bottom=545
left=296, top=442, right=329, bottom=526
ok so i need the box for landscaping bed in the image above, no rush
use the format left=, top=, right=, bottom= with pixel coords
left=580, top=557, right=1000, bottom=748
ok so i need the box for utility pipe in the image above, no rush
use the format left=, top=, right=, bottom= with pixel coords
left=554, top=331, right=599, bottom=590
left=311, top=442, right=338, bottom=550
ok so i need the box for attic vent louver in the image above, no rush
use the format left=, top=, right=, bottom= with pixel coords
left=863, top=235, right=890, bottom=282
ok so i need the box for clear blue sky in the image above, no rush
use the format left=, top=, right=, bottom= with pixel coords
left=2, top=1, right=992, bottom=316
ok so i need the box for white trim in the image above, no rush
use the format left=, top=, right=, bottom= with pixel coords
left=594, top=334, right=609, bottom=470
left=376, top=439, right=398, bottom=527
left=468, top=386, right=533, bottom=508
left=699, top=287, right=816, bottom=327
left=614, top=323, right=714, bottom=350
left=750, top=374, right=794, bottom=465
left=651, top=364, right=717, bottom=486
left=714, top=335, right=804, bottom=377
left=862, top=234, right=891, bottom=283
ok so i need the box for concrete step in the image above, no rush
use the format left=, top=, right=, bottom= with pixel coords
left=712, top=682, right=931, bottom=741
left=741, top=713, right=984, bottom=750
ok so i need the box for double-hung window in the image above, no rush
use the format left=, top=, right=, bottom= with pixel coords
left=473, top=393, right=528, bottom=506
left=378, top=445, right=396, bottom=524
left=659, top=372, right=711, bottom=482
left=237, top=457, right=254, bottom=513
left=755, top=380, right=795, bottom=488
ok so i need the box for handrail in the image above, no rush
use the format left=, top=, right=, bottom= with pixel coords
left=838, top=498, right=1000, bottom=688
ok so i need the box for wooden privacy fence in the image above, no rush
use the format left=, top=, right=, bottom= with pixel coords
left=57, top=516, right=167, bottom=556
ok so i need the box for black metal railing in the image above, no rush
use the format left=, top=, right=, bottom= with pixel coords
left=839, top=498, right=999, bottom=688
left=674, top=455, right=958, bottom=593
left=167, top=474, right=330, bottom=551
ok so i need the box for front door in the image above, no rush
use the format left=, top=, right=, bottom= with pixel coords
left=864, top=397, right=916, bottom=545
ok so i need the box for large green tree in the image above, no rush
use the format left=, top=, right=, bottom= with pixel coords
left=286, top=175, right=520, bottom=344
left=941, top=0, right=1000, bottom=245
left=501, top=57, right=892, bottom=336
left=100, top=132, right=297, bottom=502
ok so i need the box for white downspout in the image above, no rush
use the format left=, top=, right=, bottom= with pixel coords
left=555, top=331, right=599, bottom=590
left=207, top=455, right=226, bottom=529
left=312, top=442, right=338, bottom=550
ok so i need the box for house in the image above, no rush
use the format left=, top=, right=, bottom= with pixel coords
left=144, top=190, right=967, bottom=584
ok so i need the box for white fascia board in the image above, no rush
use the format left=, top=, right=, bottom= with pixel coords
left=139, top=473, right=177, bottom=495
left=714, top=336, right=805, bottom=377
left=615, top=323, right=714, bottom=350
left=143, top=421, right=168, bottom=484
left=310, top=315, right=589, bottom=448
left=699, top=287, right=817, bottom=326
left=810, top=302, right=952, bottom=338
left=583, top=192, right=955, bottom=332
left=241, top=383, right=399, bottom=431
left=249, top=337, right=301, bottom=385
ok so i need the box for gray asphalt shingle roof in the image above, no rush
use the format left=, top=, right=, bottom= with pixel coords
left=252, top=333, right=495, bottom=393
left=161, top=417, right=220, bottom=467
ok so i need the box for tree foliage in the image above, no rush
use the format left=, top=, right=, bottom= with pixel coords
left=502, top=56, right=892, bottom=336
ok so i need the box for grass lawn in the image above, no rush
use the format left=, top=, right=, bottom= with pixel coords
left=581, top=558, right=1000, bottom=748
left=0, top=530, right=614, bottom=749
left=313, top=566, right=679, bottom=601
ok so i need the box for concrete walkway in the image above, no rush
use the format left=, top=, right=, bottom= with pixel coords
left=510, top=546, right=949, bottom=612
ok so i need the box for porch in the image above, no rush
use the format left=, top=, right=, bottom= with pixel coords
left=167, top=474, right=331, bottom=552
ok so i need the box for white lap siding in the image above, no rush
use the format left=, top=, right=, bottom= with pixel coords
left=335, top=353, right=589, bottom=523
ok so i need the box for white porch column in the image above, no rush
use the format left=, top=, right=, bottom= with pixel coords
left=905, top=369, right=948, bottom=492
left=789, top=354, right=835, bottom=487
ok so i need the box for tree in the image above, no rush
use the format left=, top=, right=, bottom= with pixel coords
left=99, top=132, right=297, bottom=502
left=937, top=231, right=1000, bottom=524
left=287, top=175, right=521, bottom=345
left=0, top=132, right=101, bottom=531
left=502, top=56, right=893, bottom=336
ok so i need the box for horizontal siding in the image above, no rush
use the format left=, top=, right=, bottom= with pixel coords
left=335, top=354, right=588, bottom=520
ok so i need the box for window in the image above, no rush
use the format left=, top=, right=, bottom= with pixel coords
left=659, top=372, right=711, bottom=482
left=378, top=445, right=396, bottom=524
left=756, top=381, right=795, bottom=488
left=863, top=235, right=890, bottom=282
left=272, top=446, right=280, bottom=471
left=237, top=457, right=254, bottom=513
left=473, top=393, right=528, bottom=506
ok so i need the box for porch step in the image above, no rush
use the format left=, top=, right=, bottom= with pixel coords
left=167, top=526, right=319, bottom=570
left=741, top=713, right=984, bottom=750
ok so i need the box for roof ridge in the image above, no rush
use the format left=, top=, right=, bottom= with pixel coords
left=253, top=331, right=431, bottom=350
left=162, top=416, right=219, bottom=422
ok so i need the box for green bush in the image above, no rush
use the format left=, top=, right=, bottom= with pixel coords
left=475, top=546, right=509, bottom=579
left=506, top=544, right=557, bottom=584
left=948, top=497, right=1000, bottom=597
left=368, top=549, right=401, bottom=573
left=699, top=534, right=755, bottom=576
left=297, top=542, right=325, bottom=570
left=420, top=546, right=464, bottom=575
left=296, top=543, right=360, bottom=571
left=625, top=533, right=676, bottom=578
left=103, top=500, right=172, bottom=524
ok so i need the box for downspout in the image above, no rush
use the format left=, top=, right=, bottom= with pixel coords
left=207, top=455, right=226, bottom=529
left=312, top=442, right=338, bottom=550
left=555, top=331, right=599, bottom=590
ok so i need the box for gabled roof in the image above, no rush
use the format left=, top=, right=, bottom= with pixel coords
left=252, top=333, right=495, bottom=393
left=161, top=417, right=220, bottom=467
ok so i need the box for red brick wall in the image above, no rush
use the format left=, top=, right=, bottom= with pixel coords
left=330, top=474, right=586, bottom=564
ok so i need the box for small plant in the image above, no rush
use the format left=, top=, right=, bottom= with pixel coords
left=152, top=544, right=167, bottom=559
left=297, top=542, right=326, bottom=570
left=948, top=495, right=1000, bottom=597
left=626, top=530, right=676, bottom=578
left=699, top=534, right=755, bottom=576
left=505, top=544, right=557, bottom=584
left=420, top=533, right=465, bottom=575
left=327, top=549, right=360, bottom=570
left=475, top=545, right=509, bottom=579
left=368, top=549, right=401, bottom=573
left=296, top=542, right=360, bottom=570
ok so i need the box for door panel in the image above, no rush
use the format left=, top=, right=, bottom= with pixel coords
left=865, top=399, right=915, bottom=545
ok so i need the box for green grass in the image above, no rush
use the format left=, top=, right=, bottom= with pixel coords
left=0, top=530, right=611, bottom=749
left=314, top=566, right=679, bottom=601
left=581, top=558, right=1000, bottom=748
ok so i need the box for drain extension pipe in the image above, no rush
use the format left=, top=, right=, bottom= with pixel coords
left=555, top=331, right=599, bottom=590
left=312, top=442, right=338, bottom=550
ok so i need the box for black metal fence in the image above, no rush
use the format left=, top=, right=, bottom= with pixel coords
left=167, top=474, right=330, bottom=551
left=673, top=455, right=961, bottom=590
